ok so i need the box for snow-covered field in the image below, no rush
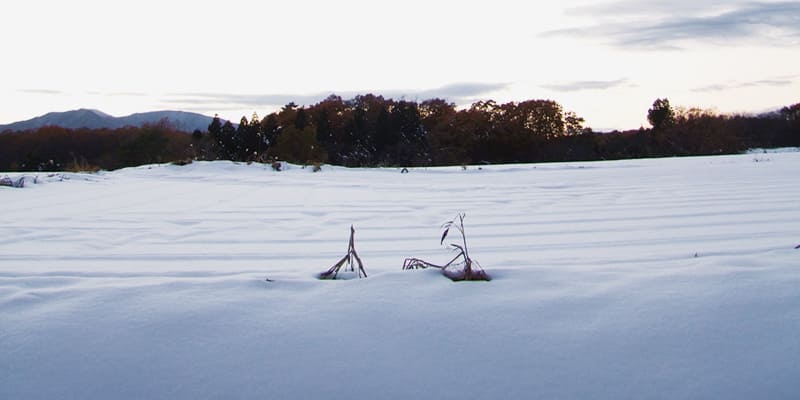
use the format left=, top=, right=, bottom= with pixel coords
left=2, top=152, right=799, bottom=399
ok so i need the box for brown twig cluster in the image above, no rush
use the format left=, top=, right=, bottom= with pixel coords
left=318, top=225, right=367, bottom=280
left=403, top=213, right=490, bottom=281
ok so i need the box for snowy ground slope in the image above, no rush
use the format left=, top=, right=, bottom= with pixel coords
left=2, top=153, right=799, bottom=399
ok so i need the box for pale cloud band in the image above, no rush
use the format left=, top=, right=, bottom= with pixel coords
left=541, top=79, right=632, bottom=92
left=545, top=1, right=800, bottom=49
left=19, top=89, right=63, bottom=95
left=692, top=76, right=796, bottom=92
left=163, top=82, right=510, bottom=109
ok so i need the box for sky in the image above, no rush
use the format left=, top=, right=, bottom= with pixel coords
left=2, top=0, right=799, bottom=131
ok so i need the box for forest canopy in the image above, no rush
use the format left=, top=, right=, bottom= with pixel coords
left=1, top=96, right=798, bottom=172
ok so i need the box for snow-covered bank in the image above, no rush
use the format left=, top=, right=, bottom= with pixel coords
left=2, top=153, right=799, bottom=399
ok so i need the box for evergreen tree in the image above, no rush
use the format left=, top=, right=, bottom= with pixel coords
left=208, top=114, right=223, bottom=147
left=220, top=120, right=236, bottom=160
left=271, top=125, right=327, bottom=164
left=260, top=113, right=279, bottom=153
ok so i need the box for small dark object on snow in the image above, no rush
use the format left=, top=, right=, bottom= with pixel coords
left=403, top=213, right=490, bottom=281
left=319, top=225, right=367, bottom=280
left=171, top=158, right=193, bottom=166
left=401, top=167, right=409, bottom=173
left=795, top=244, right=800, bottom=249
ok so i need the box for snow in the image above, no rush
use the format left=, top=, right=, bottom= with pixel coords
left=2, top=153, right=799, bottom=399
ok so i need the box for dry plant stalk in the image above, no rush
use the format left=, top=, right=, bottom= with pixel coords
left=319, top=225, right=368, bottom=280
left=403, top=213, right=490, bottom=281
left=1, top=175, right=26, bottom=188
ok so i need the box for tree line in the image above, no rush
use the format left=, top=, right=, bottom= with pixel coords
left=0, top=120, right=195, bottom=172
left=1, top=95, right=798, bottom=172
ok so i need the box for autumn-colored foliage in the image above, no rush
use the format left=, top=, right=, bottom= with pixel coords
left=0, top=120, right=195, bottom=171
left=1, top=98, right=797, bottom=172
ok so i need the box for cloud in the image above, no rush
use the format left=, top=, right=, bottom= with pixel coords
left=163, top=82, right=510, bottom=109
left=414, top=82, right=510, bottom=100
left=567, top=0, right=737, bottom=17
left=164, top=93, right=326, bottom=107
left=83, top=91, right=151, bottom=97
left=105, top=92, right=149, bottom=97
left=541, top=79, right=631, bottom=92
left=692, top=76, right=795, bottom=92
left=544, top=1, right=800, bottom=49
left=19, top=89, right=62, bottom=95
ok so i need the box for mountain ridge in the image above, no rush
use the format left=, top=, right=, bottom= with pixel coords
left=0, top=109, right=216, bottom=132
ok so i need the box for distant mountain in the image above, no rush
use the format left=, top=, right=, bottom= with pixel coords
left=116, top=111, right=218, bottom=133
left=0, top=109, right=216, bottom=133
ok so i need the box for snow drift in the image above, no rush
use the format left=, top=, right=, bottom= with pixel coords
left=1, top=153, right=799, bottom=399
